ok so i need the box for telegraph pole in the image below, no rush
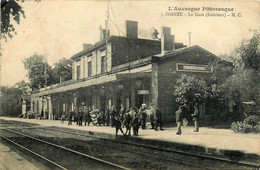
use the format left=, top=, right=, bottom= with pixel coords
left=105, top=0, right=109, bottom=72
left=44, top=57, right=47, bottom=90
left=188, top=32, right=192, bottom=47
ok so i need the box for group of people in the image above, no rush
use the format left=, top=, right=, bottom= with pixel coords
left=63, top=103, right=163, bottom=138
left=175, top=103, right=200, bottom=135
left=61, top=102, right=200, bottom=138
left=113, top=103, right=164, bottom=138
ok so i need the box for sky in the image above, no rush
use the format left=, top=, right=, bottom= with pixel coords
left=1, top=0, right=259, bottom=86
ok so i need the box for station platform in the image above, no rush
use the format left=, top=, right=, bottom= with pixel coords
left=1, top=117, right=259, bottom=163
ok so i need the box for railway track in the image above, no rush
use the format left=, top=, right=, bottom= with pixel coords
left=0, top=128, right=129, bottom=170
left=41, top=126, right=260, bottom=169
left=8, top=126, right=259, bottom=169
left=0, top=119, right=259, bottom=169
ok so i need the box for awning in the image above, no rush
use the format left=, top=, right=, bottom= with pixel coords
left=116, top=72, right=151, bottom=80
left=32, top=74, right=117, bottom=97
left=31, top=71, right=152, bottom=97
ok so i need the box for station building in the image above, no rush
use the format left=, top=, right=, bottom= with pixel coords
left=31, top=20, right=217, bottom=122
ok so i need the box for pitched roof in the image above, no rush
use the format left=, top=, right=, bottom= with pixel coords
left=154, top=45, right=218, bottom=59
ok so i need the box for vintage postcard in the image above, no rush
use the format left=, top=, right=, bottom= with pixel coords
left=0, top=0, right=259, bottom=169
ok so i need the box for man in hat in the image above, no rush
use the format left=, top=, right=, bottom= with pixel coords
left=175, top=105, right=183, bottom=135
left=139, top=104, right=147, bottom=129
left=124, top=109, right=132, bottom=136
left=150, top=104, right=155, bottom=129
left=78, top=108, right=83, bottom=126
left=191, top=103, right=199, bottom=132
left=132, top=113, right=139, bottom=136
left=155, top=104, right=163, bottom=131
left=83, top=108, right=91, bottom=126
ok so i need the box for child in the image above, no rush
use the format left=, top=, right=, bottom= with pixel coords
left=124, top=109, right=132, bottom=136
left=132, top=113, right=139, bottom=136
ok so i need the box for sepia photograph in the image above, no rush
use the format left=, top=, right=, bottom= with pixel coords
left=0, top=0, right=259, bottom=169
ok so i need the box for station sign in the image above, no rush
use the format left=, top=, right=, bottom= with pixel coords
left=137, top=90, right=149, bottom=95
left=176, top=63, right=213, bottom=73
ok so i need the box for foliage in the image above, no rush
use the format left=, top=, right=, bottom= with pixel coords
left=173, top=74, right=209, bottom=108
left=244, top=115, right=260, bottom=126
left=216, top=30, right=260, bottom=115
left=0, top=86, right=23, bottom=116
left=236, top=30, right=260, bottom=72
left=1, top=0, right=40, bottom=40
left=14, top=80, right=30, bottom=96
left=1, top=0, right=25, bottom=40
left=22, top=53, right=52, bottom=90
left=220, top=69, right=259, bottom=104
left=52, top=58, right=72, bottom=83
left=231, top=115, right=260, bottom=133
left=208, top=57, right=233, bottom=85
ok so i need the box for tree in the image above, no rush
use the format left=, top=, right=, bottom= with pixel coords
left=1, top=0, right=25, bottom=40
left=208, top=57, right=234, bottom=85
left=0, top=85, right=23, bottom=116
left=52, top=58, right=72, bottom=84
left=1, top=0, right=40, bottom=40
left=173, top=74, right=209, bottom=108
left=221, top=30, right=260, bottom=107
left=14, top=80, right=30, bottom=96
left=23, top=53, right=52, bottom=90
left=236, top=30, right=260, bottom=72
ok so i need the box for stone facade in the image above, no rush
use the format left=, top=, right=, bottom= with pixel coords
left=31, top=21, right=217, bottom=122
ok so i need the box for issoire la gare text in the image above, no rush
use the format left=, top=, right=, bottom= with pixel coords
left=163, top=7, right=242, bottom=17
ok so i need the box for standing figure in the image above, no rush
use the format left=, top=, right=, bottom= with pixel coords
left=155, top=105, right=163, bottom=131
left=110, top=106, right=116, bottom=127
left=68, top=109, right=73, bottom=125
left=124, top=109, right=132, bottom=136
left=97, top=110, right=103, bottom=126
left=74, top=108, right=78, bottom=125
left=132, top=113, right=139, bottom=136
left=191, top=103, right=199, bottom=132
left=150, top=104, right=155, bottom=129
left=41, top=109, right=44, bottom=120
left=105, top=105, right=110, bottom=126
left=78, top=108, right=83, bottom=126
left=84, top=108, right=91, bottom=126
left=114, top=115, right=125, bottom=139
left=119, top=104, right=126, bottom=127
left=61, top=112, right=65, bottom=124
left=139, top=104, right=147, bottom=129
left=175, top=105, right=183, bottom=135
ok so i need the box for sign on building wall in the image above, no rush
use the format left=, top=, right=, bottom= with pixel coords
left=176, top=63, right=213, bottom=73
left=137, top=90, right=149, bottom=95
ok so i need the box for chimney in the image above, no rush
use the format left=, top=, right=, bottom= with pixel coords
left=83, top=43, right=92, bottom=50
left=125, top=20, right=138, bottom=38
left=99, top=26, right=110, bottom=41
left=161, top=27, right=175, bottom=55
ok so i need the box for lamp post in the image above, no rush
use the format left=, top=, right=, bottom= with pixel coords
left=128, top=55, right=131, bottom=110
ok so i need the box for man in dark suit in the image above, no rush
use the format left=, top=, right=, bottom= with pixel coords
left=175, top=105, right=183, bottom=135
left=132, top=113, right=139, bottom=136
left=191, top=103, right=199, bottom=132
left=155, top=105, right=163, bottom=131
left=78, top=108, right=83, bottom=126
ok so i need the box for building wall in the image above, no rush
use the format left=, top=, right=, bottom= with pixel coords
left=72, top=44, right=112, bottom=79
left=111, top=37, right=161, bottom=67
left=157, top=48, right=215, bottom=123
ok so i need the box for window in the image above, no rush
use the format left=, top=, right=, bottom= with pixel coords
left=88, top=61, right=92, bottom=77
left=77, top=65, right=80, bottom=80
left=101, top=56, right=105, bottom=73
